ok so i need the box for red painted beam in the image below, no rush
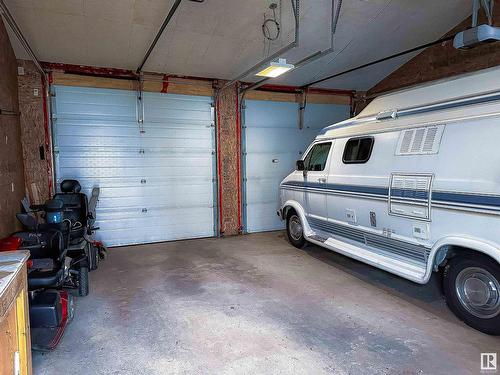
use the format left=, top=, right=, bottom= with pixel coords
left=41, top=62, right=137, bottom=79
left=161, top=74, right=170, bottom=93
left=216, top=95, right=224, bottom=235
left=41, top=73, right=53, bottom=196
left=41, top=62, right=218, bottom=83
left=235, top=83, right=242, bottom=234
left=255, top=83, right=355, bottom=97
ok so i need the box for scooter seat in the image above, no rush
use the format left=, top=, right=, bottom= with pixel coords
left=28, top=268, right=64, bottom=290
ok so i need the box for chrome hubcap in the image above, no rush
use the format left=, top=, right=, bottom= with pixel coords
left=289, top=215, right=303, bottom=241
left=455, top=267, right=500, bottom=319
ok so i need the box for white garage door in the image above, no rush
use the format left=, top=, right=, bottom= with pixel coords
left=243, top=100, right=350, bottom=233
left=52, top=86, right=216, bottom=247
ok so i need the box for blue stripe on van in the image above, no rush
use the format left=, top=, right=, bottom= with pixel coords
left=281, top=181, right=500, bottom=209
left=432, top=191, right=500, bottom=207
left=282, top=181, right=388, bottom=196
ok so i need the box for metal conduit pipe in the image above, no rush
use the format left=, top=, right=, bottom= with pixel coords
left=0, top=0, right=46, bottom=81
left=241, top=0, right=341, bottom=93
left=136, top=0, right=182, bottom=74
left=302, top=33, right=456, bottom=89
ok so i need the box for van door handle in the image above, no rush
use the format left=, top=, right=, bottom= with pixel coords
left=317, top=178, right=327, bottom=183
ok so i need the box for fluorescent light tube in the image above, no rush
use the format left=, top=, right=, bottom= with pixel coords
left=256, top=58, right=294, bottom=78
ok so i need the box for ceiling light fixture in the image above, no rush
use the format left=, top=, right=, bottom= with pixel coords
left=255, top=58, right=294, bottom=78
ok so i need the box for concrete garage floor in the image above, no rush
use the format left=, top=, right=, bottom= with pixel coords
left=33, top=232, right=499, bottom=374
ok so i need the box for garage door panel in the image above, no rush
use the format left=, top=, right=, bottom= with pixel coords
left=245, top=101, right=298, bottom=126
left=140, top=155, right=212, bottom=167
left=244, top=100, right=349, bottom=233
left=58, top=166, right=154, bottom=178
left=140, top=137, right=212, bottom=149
left=56, top=134, right=143, bottom=148
left=59, top=155, right=213, bottom=170
left=55, top=149, right=141, bottom=159
left=57, top=156, right=145, bottom=169
left=95, top=207, right=214, bottom=246
left=77, top=176, right=213, bottom=190
left=145, top=108, right=211, bottom=123
left=144, top=93, right=213, bottom=122
left=245, top=128, right=307, bottom=153
left=53, top=86, right=216, bottom=246
left=54, top=87, right=137, bottom=120
left=141, top=128, right=212, bottom=141
left=99, top=225, right=213, bottom=247
left=246, top=203, right=283, bottom=232
left=54, top=121, right=140, bottom=138
left=89, top=188, right=213, bottom=209
left=246, top=179, right=281, bottom=201
left=245, top=152, right=299, bottom=178
left=144, top=96, right=212, bottom=123
left=96, top=208, right=213, bottom=229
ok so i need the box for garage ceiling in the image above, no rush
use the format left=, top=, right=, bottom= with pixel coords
left=4, top=0, right=472, bottom=90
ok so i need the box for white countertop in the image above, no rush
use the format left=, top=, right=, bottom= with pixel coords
left=0, top=251, right=30, bottom=298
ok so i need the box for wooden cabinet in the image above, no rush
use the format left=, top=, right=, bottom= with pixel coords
left=0, top=251, right=31, bottom=375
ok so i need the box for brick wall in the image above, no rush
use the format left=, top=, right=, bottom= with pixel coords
left=0, top=18, right=26, bottom=237
left=17, top=60, right=51, bottom=204
left=368, top=2, right=500, bottom=95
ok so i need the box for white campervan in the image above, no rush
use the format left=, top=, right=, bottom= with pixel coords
left=278, top=66, right=500, bottom=335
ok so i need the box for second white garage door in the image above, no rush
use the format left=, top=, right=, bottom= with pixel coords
left=52, top=86, right=216, bottom=247
left=243, top=100, right=350, bottom=233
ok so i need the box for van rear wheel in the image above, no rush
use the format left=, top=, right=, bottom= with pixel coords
left=286, top=213, right=306, bottom=248
left=443, top=254, right=500, bottom=335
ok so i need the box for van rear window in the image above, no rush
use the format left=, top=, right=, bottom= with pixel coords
left=342, top=137, right=374, bottom=164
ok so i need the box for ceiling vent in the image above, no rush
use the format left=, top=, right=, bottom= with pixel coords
left=453, top=24, right=500, bottom=50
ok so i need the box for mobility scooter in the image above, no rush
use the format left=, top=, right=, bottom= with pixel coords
left=56, top=180, right=105, bottom=268
left=0, top=200, right=75, bottom=351
left=0, top=180, right=105, bottom=350
left=30, top=179, right=105, bottom=296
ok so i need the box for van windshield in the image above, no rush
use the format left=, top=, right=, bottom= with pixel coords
left=303, top=143, right=332, bottom=171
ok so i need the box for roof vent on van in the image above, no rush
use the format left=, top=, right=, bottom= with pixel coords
left=396, top=125, right=445, bottom=155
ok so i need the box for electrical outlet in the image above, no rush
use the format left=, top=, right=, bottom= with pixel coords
left=33, top=88, right=39, bottom=96
left=17, top=67, right=25, bottom=75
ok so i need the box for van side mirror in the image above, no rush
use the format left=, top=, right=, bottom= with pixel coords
left=296, top=160, right=305, bottom=171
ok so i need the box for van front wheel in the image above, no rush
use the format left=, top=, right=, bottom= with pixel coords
left=286, top=213, right=306, bottom=248
left=443, top=254, right=500, bottom=335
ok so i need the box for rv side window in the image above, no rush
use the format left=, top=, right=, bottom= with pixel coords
left=302, top=142, right=332, bottom=171
left=342, top=137, right=374, bottom=164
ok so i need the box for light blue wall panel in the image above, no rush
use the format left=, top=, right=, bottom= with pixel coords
left=244, top=100, right=350, bottom=233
